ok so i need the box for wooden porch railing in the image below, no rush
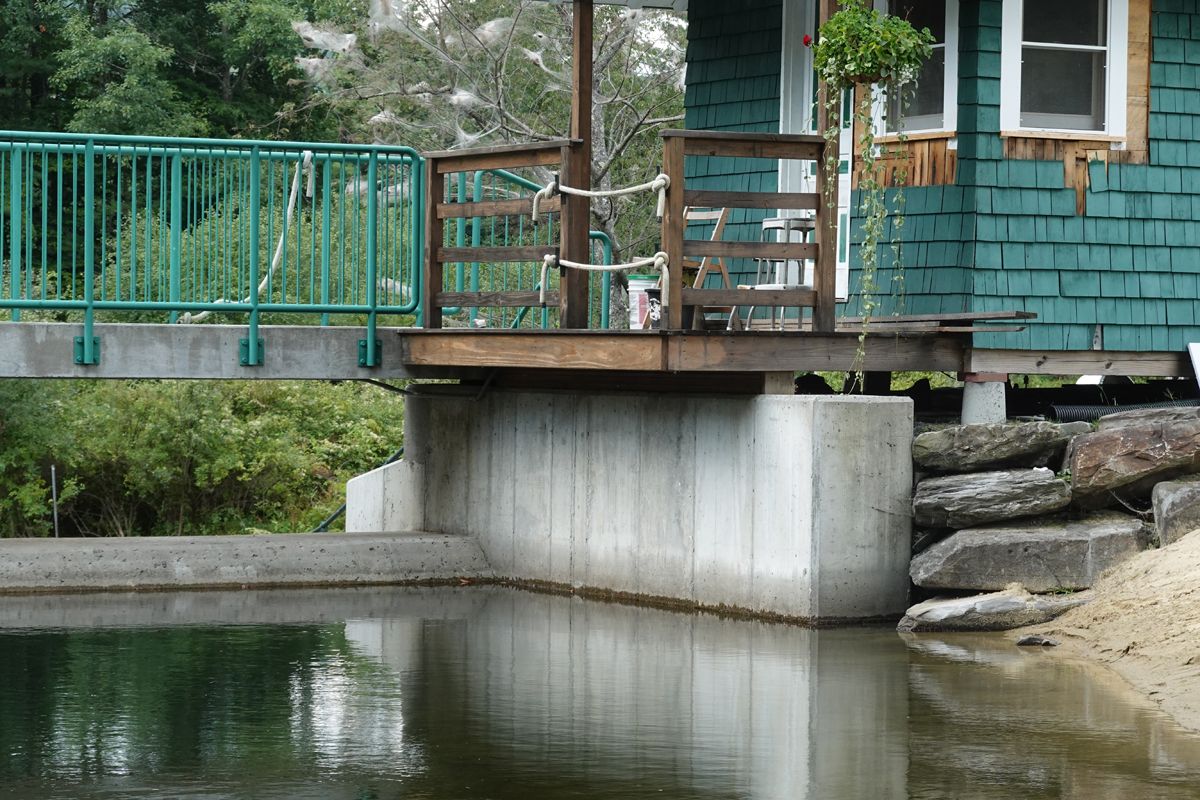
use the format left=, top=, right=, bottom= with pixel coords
left=659, top=130, right=836, bottom=333
left=422, top=140, right=583, bottom=328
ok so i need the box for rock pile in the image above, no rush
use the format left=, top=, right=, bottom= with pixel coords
left=903, top=409, right=1200, bottom=631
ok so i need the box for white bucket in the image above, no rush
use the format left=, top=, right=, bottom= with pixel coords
left=627, top=274, right=658, bottom=330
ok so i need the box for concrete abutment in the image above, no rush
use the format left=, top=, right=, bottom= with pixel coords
left=348, top=387, right=914, bottom=622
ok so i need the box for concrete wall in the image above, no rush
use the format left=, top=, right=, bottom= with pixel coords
left=347, top=388, right=914, bottom=621
left=0, top=532, right=491, bottom=593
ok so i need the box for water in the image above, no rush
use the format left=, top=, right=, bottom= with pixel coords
left=1, top=587, right=1198, bottom=799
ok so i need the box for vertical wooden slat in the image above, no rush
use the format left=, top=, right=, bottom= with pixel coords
left=560, top=0, right=594, bottom=329
left=812, top=0, right=839, bottom=333
left=661, top=135, right=686, bottom=331
left=423, top=156, right=445, bottom=329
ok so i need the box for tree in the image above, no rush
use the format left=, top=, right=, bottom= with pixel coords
left=52, top=14, right=206, bottom=136
left=287, top=0, right=686, bottom=268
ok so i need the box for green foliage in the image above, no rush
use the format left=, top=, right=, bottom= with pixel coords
left=814, top=0, right=935, bottom=89
left=0, top=380, right=404, bottom=537
left=52, top=15, right=206, bottom=136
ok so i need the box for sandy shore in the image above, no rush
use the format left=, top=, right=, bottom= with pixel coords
left=1019, top=530, right=1200, bottom=733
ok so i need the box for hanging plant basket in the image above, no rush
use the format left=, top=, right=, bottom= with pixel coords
left=812, top=0, right=934, bottom=384
left=813, top=0, right=935, bottom=92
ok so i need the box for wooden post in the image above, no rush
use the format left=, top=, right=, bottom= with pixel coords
left=560, top=0, right=594, bottom=329
left=812, top=0, right=839, bottom=333
left=661, top=134, right=686, bottom=331
left=423, top=156, right=445, bottom=329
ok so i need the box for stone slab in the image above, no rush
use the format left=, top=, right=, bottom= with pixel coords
left=898, top=585, right=1092, bottom=632
left=1071, top=420, right=1200, bottom=504
left=910, top=512, right=1148, bottom=592
left=912, top=468, right=1071, bottom=529
left=913, top=422, right=1070, bottom=473
left=1152, top=478, right=1200, bottom=547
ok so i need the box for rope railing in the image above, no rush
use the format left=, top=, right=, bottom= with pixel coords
left=539, top=251, right=669, bottom=307
left=531, top=173, right=670, bottom=221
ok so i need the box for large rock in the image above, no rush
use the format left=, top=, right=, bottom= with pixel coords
left=1152, top=478, right=1200, bottom=546
left=1071, top=420, right=1200, bottom=505
left=910, top=512, right=1148, bottom=592
left=912, top=468, right=1071, bottom=529
left=897, top=584, right=1092, bottom=632
left=1097, top=406, right=1200, bottom=432
left=912, top=422, right=1072, bottom=473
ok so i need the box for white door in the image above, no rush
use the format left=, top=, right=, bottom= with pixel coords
left=779, top=0, right=851, bottom=301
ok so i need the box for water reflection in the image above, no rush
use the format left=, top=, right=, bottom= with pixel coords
left=0, top=587, right=1197, bottom=799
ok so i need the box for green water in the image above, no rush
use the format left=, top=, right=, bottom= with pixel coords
left=1, top=587, right=1198, bottom=799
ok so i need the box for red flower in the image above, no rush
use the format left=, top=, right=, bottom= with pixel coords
left=802, top=34, right=813, bottom=47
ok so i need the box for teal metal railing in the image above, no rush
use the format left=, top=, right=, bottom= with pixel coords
left=0, top=131, right=423, bottom=365
left=1, top=131, right=613, bottom=364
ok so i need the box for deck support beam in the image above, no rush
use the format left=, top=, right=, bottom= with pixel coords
left=560, top=0, right=594, bottom=329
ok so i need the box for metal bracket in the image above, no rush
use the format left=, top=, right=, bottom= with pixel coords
left=358, top=339, right=383, bottom=368
left=73, top=336, right=101, bottom=365
left=239, top=338, right=265, bottom=366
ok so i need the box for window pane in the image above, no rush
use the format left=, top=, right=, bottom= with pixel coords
left=888, top=0, right=945, bottom=43
left=889, top=48, right=945, bottom=130
left=1023, top=0, right=1105, bottom=46
left=1021, top=47, right=1106, bottom=129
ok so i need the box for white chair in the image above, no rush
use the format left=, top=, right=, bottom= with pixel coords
left=735, top=215, right=816, bottom=330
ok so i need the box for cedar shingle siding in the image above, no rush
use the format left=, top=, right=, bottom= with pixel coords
left=684, top=0, right=1200, bottom=351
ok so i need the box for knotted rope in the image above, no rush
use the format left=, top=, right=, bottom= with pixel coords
left=539, top=251, right=670, bottom=306
left=531, top=173, right=670, bottom=222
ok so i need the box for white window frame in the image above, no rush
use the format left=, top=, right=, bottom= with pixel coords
left=873, top=0, right=960, bottom=135
left=1000, top=0, right=1129, bottom=138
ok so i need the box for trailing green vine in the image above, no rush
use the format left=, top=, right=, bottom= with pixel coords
left=813, top=0, right=933, bottom=386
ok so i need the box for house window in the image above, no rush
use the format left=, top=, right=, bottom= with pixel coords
left=1001, top=0, right=1129, bottom=136
left=881, top=0, right=958, bottom=133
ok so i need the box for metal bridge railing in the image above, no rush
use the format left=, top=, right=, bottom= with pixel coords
left=0, top=131, right=422, bottom=366
left=1, top=131, right=615, bottom=367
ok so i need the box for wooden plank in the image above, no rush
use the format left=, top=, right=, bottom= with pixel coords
left=436, top=246, right=557, bottom=263
left=426, top=139, right=575, bottom=160
left=437, top=196, right=559, bottom=219
left=432, top=146, right=566, bottom=173
left=968, top=349, right=1192, bottom=377
left=678, top=138, right=822, bottom=161
left=682, top=288, right=816, bottom=307
left=837, top=310, right=1037, bottom=323
left=661, top=135, right=686, bottom=330
left=812, top=16, right=837, bottom=335
left=423, top=158, right=445, bottom=328
left=435, top=291, right=559, bottom=308
left=684, top=240, right=818, bottom=261
left=559, top=0, right=594, bottom=330
left=400, top=331, right=667, bottom=371
left=683, top=190, right=819, bottom=210
left=669, top=331, right=967, bottom=373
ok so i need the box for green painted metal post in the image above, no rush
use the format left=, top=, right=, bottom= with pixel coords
left=169, top=153, right=182, bottom=323
left=362, top=151, right=379, bottom=367
left=320, top=156, right=332, bottom=327
left=9, top=148, right=21, bottom=321
left=412, top=156, right=425, bottom=326
left=78, top=140, right=99, bottom=364
left=244, top=146, right=263, bottom=366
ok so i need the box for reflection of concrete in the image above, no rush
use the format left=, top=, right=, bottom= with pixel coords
left=901, top=633, right=1200, bottom=799
left=369, top=590, right=911, bottom=800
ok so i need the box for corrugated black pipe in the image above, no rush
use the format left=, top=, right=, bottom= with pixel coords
left=1050, top=398, right=1200, bottom=424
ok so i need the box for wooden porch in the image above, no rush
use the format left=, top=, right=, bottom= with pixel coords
left=408, top=0, right=1037, bottom=382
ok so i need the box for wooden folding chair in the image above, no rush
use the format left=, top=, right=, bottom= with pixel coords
left=681, top=207, right=742, bottom=330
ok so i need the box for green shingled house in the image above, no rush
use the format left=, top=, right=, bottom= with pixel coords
left=667, top=0, right=1194, bottom=375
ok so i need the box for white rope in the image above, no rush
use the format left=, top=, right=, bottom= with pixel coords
left=539, top=251, right=669, bottom=306
left=179, top=150, right=315, bottom=324
left=531, top=173, right=670, bottom=221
